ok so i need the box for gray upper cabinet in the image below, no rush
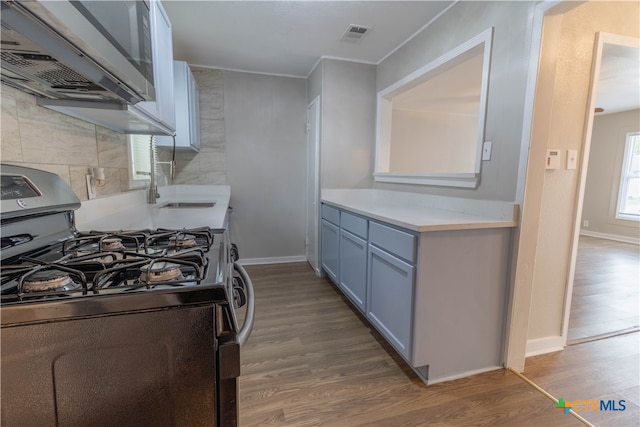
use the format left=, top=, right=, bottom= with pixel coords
left=156, top=61, right=200, bottom=151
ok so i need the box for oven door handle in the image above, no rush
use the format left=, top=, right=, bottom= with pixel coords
left=234, top=262, right=255, bottom=347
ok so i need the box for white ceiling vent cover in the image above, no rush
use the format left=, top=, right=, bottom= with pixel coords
left=340, top=25, right=371, bottom=43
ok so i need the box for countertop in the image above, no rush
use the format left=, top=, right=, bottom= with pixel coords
left=321, top=189, right=518, bottom=232
left=74, top=185, right=231, bottom=231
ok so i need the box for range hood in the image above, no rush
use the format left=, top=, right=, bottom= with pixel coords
left=0, top=1, right=147, bottom=104
left=0, top=0, right=175, bottom=136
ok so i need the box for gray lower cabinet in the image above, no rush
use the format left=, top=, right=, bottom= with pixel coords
left=367, top=244, right=415, bottom=359
left=338, top=229, right=367, bottom=312
left=320, top=219, right=339, bottom=284
left=320, top=202, right=511, bottom=385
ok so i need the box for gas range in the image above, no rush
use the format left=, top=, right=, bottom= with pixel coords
left=0, top=164, right=252, bottom=426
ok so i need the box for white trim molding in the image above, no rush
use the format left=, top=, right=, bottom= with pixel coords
left=526, top=336, right=565, bottom=357
left=237, top=256, right=308, bottom=266
left=580, top=229, right=640, bottom=245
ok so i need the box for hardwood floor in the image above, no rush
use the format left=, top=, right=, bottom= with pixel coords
left=238, top=263, right=585, bottom=426
left=568, top=236, right=640, bottom=343
left=524, top=332, right=639, bottom=427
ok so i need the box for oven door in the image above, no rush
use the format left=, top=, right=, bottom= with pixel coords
left=1, top=304, right=219, bottom=426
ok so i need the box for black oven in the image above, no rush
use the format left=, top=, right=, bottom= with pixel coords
left=0, top=164, right=254, bottom=427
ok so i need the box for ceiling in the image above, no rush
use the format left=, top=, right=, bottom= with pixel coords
left=162, top=1, right=638, bottom=114
left=595, top=42, right=640, bottom=115
left=162, top=1, right=452, bottom=78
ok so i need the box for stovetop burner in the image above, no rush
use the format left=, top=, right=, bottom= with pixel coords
left=169, top=236, right=197, bottom=247
left=100, top=238, right=125, bottom=251
left=139, top=262, right=183, bottom=283
left=1, top=227, right=226, bottom=302
left=22, top=269, right=82, bottom=293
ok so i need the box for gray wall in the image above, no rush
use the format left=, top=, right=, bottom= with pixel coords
left=375, top=1, right=536, bottom=201
left=320, top=59, right=377, bottom=189
left=223, top=71, right=308, bottom=260
left=582, top=109, right=640, bottom=240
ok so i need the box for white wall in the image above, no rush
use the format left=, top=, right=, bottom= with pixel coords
left=582, top=109, right=640, bottom=241
left=223, top=71, right=308, bottom=261
left=390, top=109, right=477, bottom=173
left=376, top=1, right=536, bottom=200
left=523, top=1, right=640, bottom=350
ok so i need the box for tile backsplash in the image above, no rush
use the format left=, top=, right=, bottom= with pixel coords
left=1, top=66, right=227, bottom=201
left=0, top=85, right=130, bottom=201
left=157, top=67, right=227, bottom=186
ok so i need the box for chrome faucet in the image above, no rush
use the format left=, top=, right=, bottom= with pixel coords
left=147, top=136, right=175, bottom=204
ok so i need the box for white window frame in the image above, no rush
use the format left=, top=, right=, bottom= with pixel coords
left=615, top=131, right=640, bottom=221
left=127, top=134, right=152, bottom=189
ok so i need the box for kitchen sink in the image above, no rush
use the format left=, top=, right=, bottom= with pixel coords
left=158, top=202, right=216, bottom=208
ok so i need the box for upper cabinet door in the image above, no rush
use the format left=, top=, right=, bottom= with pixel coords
left=134, top=0, right=176, bottom=131
left=156, top=61, right=200, bottom=151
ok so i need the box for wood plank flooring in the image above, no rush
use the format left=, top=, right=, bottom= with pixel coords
left=524, top=332, right=639, bottom=426
left=568, top=236, right=640, bottom=343
left=238, top=263, right=583, bottom=426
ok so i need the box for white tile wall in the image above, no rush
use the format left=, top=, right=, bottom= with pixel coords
left=0, top=85, right=129, bottom=201
left=1, top=68, right=228, bottom=200
left=157, top=67, right=227, bottom=185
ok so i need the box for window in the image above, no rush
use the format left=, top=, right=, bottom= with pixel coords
left=616, top=132, right=640, bottom=221
left=374, top=27, right=493, bottom=188
left=128, top=134, right=153, bottom=188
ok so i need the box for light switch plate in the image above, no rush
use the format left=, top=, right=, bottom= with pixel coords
left=567, top=149, right=578, bottom=170
left=482, top=141, right=492, bottom=161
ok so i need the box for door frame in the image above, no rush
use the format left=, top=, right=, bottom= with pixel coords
left=306, top=96, right=321, bottom=274
left=560, top=32, right=640, bottom=342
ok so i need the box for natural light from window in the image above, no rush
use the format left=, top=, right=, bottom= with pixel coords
left=616, top=132, right=640, bottom=221
left=128, top=134, right=152, bottom=188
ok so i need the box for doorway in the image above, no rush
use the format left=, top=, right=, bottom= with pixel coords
left=507, top=1, right=640, bottom=371
left=562, top=33, right=640, bottom=346
left=566, top=37, right=640, bottom=344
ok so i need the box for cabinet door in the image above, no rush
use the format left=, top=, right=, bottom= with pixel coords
left=367, top=244, right=415, bottom=359
left=157, top=62, right=200, bottom=151
left=134, top=0, right=175, bottom=131
left=321, top=219, right=339, bottom=284
left=339, top=229, right=367, bottom=312
left=187, top=66, right=200, bottom=151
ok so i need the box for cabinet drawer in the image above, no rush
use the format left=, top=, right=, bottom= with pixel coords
left=321, top=204, right=340, bottom=226
left=369, top=222, right=416, bottom=263
left=341, top=211, right=368, bottom=240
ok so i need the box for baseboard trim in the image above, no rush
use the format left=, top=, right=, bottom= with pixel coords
left=237, top=256, right=307, bottom=266
left=525, top=336, right=565, bottom=357
left=580, top=229, right=640, bottom=245
left=427, top=365, right=503, bottom=385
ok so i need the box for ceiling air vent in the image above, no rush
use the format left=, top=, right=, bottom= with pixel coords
left=340, top=25, right=371, bottom=43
